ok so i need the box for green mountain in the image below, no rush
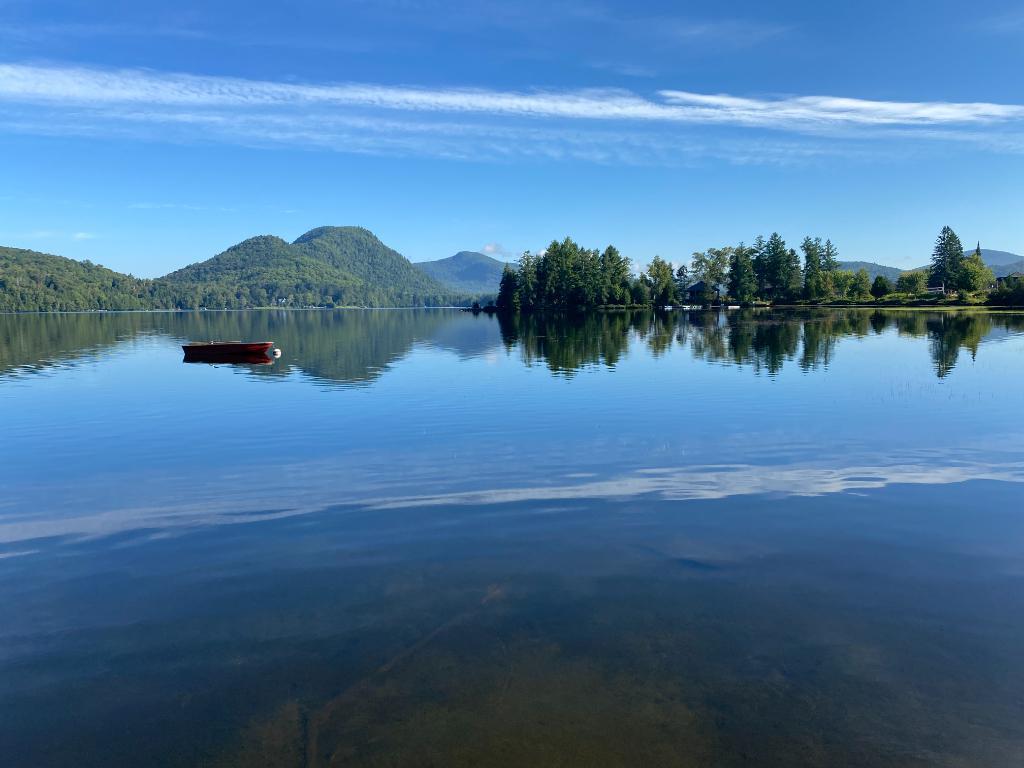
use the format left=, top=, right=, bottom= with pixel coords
left=293, top=226, right=452, bottom=300
left=161, top=234, right=361, bottom=307
left=414, top=251, right=507, bottom=295
left=163, top=226, right=460, bottom=308
left=0, top=245, right=176, bottom=312
left=838, top=261, right=903, bottom=282
left=2, top=227, right=468, bottom=312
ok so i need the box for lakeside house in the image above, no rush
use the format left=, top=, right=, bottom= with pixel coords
left=686, top=281, right=722, bottom=304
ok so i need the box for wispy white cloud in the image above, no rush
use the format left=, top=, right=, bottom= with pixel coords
left=482, top=242, right=514, bottom=259
left=2, top=63, right=1022, bottom=127
left=72, top=231, right=95, bottom=240
left=0, top=63, right=1022, bottom=163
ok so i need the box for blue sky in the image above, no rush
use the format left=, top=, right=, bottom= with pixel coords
left=1, top=0, right=1023, bottom=277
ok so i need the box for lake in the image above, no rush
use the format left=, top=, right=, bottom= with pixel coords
left=2, top=307, right=1024, bottom=767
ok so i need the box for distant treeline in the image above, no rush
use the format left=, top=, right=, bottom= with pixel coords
left=496, top=226, right=1017, bottom=311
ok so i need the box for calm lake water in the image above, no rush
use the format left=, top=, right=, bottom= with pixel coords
left=2, top=308, right=1024, bottom=767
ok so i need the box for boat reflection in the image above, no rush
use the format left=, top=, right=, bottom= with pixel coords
left=183, top=350, right=276, bottom=366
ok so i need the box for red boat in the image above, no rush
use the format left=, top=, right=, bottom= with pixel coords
left=182, top=341, right=277, bottom=364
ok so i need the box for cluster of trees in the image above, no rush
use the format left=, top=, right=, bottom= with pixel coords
left=682, top=235, right=859, bottom=305
left=927, top=227, right=995, bottom=294
left=495, top=226, right=1004, bottom=313
left=496, top=234, right=872, bottom=311
left=494, top=238, right=643, bottom=312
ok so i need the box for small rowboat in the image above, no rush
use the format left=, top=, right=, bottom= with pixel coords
left=182, top=341, right=277, bottom=364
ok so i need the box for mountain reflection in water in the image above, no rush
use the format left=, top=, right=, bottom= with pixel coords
left=2, top=307, right=1021, bottom=384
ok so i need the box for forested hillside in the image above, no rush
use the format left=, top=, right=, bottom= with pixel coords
left=2, top=227, right=468, bottom=311
left=292, top=227, right=453, bottom=304
left=0, top=246, right=177, bottom=312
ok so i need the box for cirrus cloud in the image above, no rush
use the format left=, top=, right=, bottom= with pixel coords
left=0, top=62, right=1022, bottom=163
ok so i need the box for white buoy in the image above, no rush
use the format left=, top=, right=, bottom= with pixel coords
left=273, top=348, right=282, bottom=358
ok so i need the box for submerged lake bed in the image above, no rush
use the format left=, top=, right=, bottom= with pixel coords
left=2, top=308, right=1024, bottom=766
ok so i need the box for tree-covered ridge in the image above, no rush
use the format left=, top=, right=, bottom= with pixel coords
left=0, top=246, right=179, bottom=312
left=1, top=227, right=471, bottom=311
left=292, top=226, right=453, bottom=302
left=163, top=227, right=461, bottom=308
left=415, top=251, right=506, bottom=294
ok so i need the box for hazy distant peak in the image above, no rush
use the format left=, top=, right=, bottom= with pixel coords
left=415, top=250, right=506, bottom=295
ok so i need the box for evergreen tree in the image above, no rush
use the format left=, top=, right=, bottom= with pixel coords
left=801, top=236, right=825, bottom=300
left=821, top=239, right=840, bottom=272
left=871, top=275, right=892, bottom=298
left=784, top=248, right=803, bottom=299
left=495, top=265, right=520, bottom=312
left=674, top=263, right=690, bottom=299
left=752, top=235, right=768, bottom=298
left=518, top=252, right=538, bottom=309
left=762, top=233, right=790, bottom=301
left=727, top=243, right=757, bottom=305
left=929, top=225, right=964, bottom=291
left=599, top=245, right=631, bottom=305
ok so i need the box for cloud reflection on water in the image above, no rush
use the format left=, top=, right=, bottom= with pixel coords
left=4, top=456, right=1023, bottom=547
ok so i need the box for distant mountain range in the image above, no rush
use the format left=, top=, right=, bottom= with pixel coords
left=1, top=227, right=484, bottom=312
left=837, top=261, right=904, bottom=282
left=2, top=231, right=1020, bottom=312
left=842, top=249, right=1024, bottom=282
left=414, top=250, right=506, bottom=295
left=928, top=249, right=1024, bottom=278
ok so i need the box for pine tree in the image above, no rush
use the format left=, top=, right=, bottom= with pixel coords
left=495, top=264, right=520, bottom=312
left=929, top=226, right=964, bottom=291
left=801, top=236, right=824, bottom=300
left=727, top=243, right=757, bottom=305
left=752, top=235, right=768, bottom=298
left=821, top=239, right=840, bottom=272
left=785, top=248, right=803, bottom=299
left=674, top=263, right=690, bottom=300
left=871, top=275, right=892, bottom=298
left=762, top=233, right=789, bottom=301
left=599, top=245, right=631, bottom=305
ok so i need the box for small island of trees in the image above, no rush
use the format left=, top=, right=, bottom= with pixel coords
left=496, top=225, right=1021, bottom=312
